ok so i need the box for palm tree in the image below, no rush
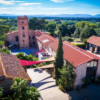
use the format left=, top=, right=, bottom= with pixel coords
left=11, top=78, right=40, bottom=100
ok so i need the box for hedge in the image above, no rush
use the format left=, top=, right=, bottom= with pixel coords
left=72, top=43, right=86, bottom=49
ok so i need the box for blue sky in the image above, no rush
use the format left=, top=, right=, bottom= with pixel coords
left=0, top=0, right=100, bottom=15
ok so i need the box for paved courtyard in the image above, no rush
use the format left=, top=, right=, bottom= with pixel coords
left=10, top=47, right=38, bottom=55
left=27, top=68, right=100, bottom=100
left=27, top=68, right=69, bottom=100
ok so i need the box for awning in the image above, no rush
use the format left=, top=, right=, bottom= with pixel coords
left=19, top=59, right=45, bottom=66
left=40, top=57, right=55, bottom=62
left=19, top=57, right=55, bottom=66
left=35, top=48, right=45, bottom=56
left=38, top=64, right=54, bottom=69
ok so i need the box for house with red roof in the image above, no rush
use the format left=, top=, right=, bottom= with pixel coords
left=86, top=36, right=100, bottom=54
left=0, top=53, right=31, bottom=93
left=36, top=34, right=100, bottom=88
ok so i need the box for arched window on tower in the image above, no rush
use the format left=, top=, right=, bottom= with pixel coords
left=23, top=33, right=25, bottom=37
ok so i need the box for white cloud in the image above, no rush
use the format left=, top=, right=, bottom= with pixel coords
left=15, top=7, right=35, bottom=10
left=0, top=7, right=8, bottom=10
left=19, top=3, right=41, bottom=6
left=42, top=7, right=71, bottom=10
left=0, top=0, right=24, bottom=5
left=51, top=0, right=74, bottom=3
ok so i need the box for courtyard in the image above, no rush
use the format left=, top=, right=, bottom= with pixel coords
left=27, top=68, right=100, bottom=100
left=10, top=47, right=39, bottom=55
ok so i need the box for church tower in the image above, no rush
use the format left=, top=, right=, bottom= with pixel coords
left=17, top=16, right=29, bottom=48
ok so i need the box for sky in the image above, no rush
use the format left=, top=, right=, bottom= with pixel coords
left=0, top=0, right=100, bottom=15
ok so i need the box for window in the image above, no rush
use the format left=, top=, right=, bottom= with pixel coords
left=29, top=36, right=30, bottom=39
left=33, top=42, right=35, bottom=45
left=22, top=21, right=24, bottom=23
left=32, top=36, right=35, bottom=39
left=23, top=33, right=25, bottom=37
left=15, top=36, right=18, bottom=41
left=23, top=44, right=25, bottom=45
left=22, top=27, right=24, bottom=30
left=23, top=40, right=24, bottom=42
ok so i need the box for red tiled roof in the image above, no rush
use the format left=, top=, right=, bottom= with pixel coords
left=6, top=30, right=18, bottom=35
left=36, top=34, right=100, bottom=67
left=36, top=34, right=57, bottom=48
left=0, top=53, right=31, bottom=81
left=87, top=36, right=100, bottom=46
left=49, top=40, right=100, bottom=67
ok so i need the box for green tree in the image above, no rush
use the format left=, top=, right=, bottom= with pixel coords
left=71, top=28, right=80, bottom=39
left=0, top=47, right=10, bottom=54
left=0, top=87, right=3, bottom=98
left=59, top=23, right=68, bottom=37
left=29, top=17, right=46, bottom=31
left=75, top=21, right=98, bottom=28
left=46, top=22, right=56, bottom=36
left=80, top=27, right=97, bottom=41
left=54, top=33, right=63, bottom=82
left=0, top=41, right=4, bottom=48
left=54, top=19, right=61, bottom=25
left=11, top=78, right=40, bottom=100
left=68, top=25, right=76, bottom=36
left=58, top=62, right=76, bottom=91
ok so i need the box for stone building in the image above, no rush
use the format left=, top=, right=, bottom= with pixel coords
left=0, top=53, right=31, bottom=93
left=36, top=33, right=100, bottom=88
left=86, top=36, right=100, bottom=54
left=6, top=15, right=43, bottom=48
left=6, top=15, right=100, bottom=88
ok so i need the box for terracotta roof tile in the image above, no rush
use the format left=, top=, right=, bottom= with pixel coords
left=0, top=53, right=31, bottom=81
left=48, top=40, right=100, bottom=67
left=87, top=36, right=100, bottom=46
left=36, top=34, right=57, bottom=48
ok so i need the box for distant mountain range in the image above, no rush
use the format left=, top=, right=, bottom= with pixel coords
left=0, top=14, right=100, bottom=18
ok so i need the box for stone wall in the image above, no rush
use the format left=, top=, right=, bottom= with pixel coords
left=17, top=16, right=29, bottom=48
left=96, top=60, right=100, bottom=80
left=6, top=31, right=18, bottom=45
left=29, top=30, right=36, bottom=47
left=0, top=78, right=13, bottom=94
left=74, top=63, right=87, bottom=88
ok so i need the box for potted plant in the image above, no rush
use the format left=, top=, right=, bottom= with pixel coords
left=82, top=77, right=91, bottom=88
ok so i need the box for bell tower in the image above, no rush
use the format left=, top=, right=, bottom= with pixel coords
left=17, top=15, right=29, bottom=48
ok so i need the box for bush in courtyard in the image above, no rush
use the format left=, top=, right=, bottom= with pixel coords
left=11, top=78, right=40, bottom=100
left=58, top=84, right=65, bottom=92
left=67, top=37, right=73, bottom=42
left=97, top=76, right=100, bottom=83
left=82, top=77, right=91, bottom=85
left=0, top=41, right=4, bottom=48
left=0, top=47, right=10, bottom=54
left=58, top=62, right=76, bottom=91
left=0, top=87, right=3, bottom=98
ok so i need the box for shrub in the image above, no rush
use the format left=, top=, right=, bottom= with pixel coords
left=82, top=77, right=91, bottom=85
left=0, top=47, right=10, bottom=54
left=59, top=84, right=65, bottom=92
left=97, top=76, right=100, bottom=83
left=72, top=43, right=86, bottom=49
left=58, top=62, right=76, bottom=91
left=67, top=37, right=73, bottom=42
left=0, top=41, right=4, bottom=48
left=51, top=72, right=56, bottom=79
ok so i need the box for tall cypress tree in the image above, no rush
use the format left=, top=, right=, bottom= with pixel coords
left=54, top=32, right=63, bottom=81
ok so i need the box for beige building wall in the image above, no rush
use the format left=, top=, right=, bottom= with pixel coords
left=29, top=30, right=36, bottom=47
left=96, top=60, right=100, bottom=79
left=74, top=63, right=87, bottom=88
left=6, top=31, right=18, bottom=44
left=17, top=16, right=29, bottom=48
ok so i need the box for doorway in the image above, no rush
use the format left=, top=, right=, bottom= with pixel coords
left=86, top=61, right=98, bottom=82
